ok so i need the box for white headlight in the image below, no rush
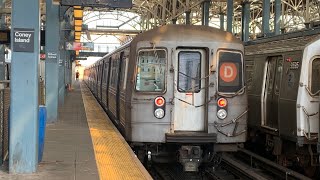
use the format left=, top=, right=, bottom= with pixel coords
left=217, top=109, right=227, bottom=120
left=154, top=108, right=165, bottom=119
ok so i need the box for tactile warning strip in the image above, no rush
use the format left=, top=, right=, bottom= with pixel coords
left=81, top=83, right=152, bottom=180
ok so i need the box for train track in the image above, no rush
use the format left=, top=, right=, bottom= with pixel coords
left=149, top=149, right=313, bottom=180
left=232, top=149, right=313, bottom=180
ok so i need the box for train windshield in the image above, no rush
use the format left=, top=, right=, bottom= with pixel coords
left=311, top=58, right=320, bottom=95
left=135, top=49, right=166, bottom=92
left=178, top=51, right=201, bottom=93
left=218, top=50, right=243, bottom=93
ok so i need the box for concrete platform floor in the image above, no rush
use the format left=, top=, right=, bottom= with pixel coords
left=0, top=81, right=99, bottom=180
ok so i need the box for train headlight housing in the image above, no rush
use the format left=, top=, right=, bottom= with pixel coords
left=217, top=109, right=227, bottom=120
left=154, top=108, right=165, bottom=119
left=217, top=98, right=227, bottom=108
left=154, top=96, right=166, bottom=119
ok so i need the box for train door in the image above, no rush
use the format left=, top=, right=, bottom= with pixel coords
left=116, top=52, right=124, bottom=121
left=100, top=61, right=104, bottom=101
left=262, top=56, right=283, bottom=130
left=173, top=49, right=206, bottom=131
left=105, top=59, right=111, bottom=109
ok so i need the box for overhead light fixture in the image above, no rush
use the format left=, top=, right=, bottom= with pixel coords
left=75, top=31, right=81, bottom=37
left=74, top=8, right=83, bottom=19
left=75, top=26, right=82, bottom=31
left=74, top=19, right=82, bottom=26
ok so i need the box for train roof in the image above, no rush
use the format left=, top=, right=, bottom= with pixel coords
left=245, top=27, right=320, bottom=55
left=132, top=24, right=242, bottom=45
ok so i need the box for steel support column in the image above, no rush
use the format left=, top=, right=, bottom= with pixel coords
left=274, top=0, right=281, bottom=35
left=227, top=0, right=233, bottom=33
left=241, top=1, right=250, bottom=41
left=262, top=0, right=270, bottom=35
left=305, top=0, right=310, bottom=28
left=45, top=0, right=59, bottom=123
left=201, top=0, right=210, bottom=26
left=172, top=0, right=177, bottom=24
left=220, top=13, right=224, bottom=30
left=10, top=0, right=40, bottom=173
left=185, top=11, right=191, bottom=25
left=172, top=18, right=177, bottom=24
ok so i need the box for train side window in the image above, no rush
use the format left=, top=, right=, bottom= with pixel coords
left=178, top=51, right=201, bottom=93
left=217, top=50, right=243, bottom=93
left=110, top=59, right=120, bottom=88
left=135, top=49, right=166, bottom=92
left=311, top=58, right=320, bottom=95
left=121, top=57, right=128, bottom=90
left=104, top=62, right=109, bottom=84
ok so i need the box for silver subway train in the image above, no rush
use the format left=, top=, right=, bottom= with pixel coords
left=84, top=25, right=247, bottom=171
left=245, top=29, right=320, bottom=177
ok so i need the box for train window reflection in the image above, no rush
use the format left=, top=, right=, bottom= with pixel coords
left=135, top=49, right=166, bottom=92
left=178, top=51, right=201, bottom=93
left=311, top=58, right=320, bottom=94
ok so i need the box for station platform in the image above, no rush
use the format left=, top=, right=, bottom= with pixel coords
left=0, top=81, right=151, bottom=180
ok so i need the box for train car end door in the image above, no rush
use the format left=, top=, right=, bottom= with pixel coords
left=173, top=49, right=206, bottom=131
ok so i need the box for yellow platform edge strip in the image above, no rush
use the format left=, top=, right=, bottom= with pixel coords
left=80, top=83, right=152, bottom=180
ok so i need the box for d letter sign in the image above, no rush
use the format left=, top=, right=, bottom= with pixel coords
left=219, top=63, right=237, bottom=82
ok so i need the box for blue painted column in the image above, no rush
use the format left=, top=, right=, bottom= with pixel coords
left=241, top=1, right=250, bottom=42
left=274, top=0, right=281, bottom=35
left=185, top=11, right=191, bottom=25
left=58, top=49, right=65, bottom=105
left=0, top=46, right=5, bottom=80
left=262, top=0, right=270, bottom=35
left=220, top=13, right=224, bottom=30
left=10, top=0, right=40, bottom=173
left=201, top=0, right=210, bottom=26
left=58, top=14, right=68, bottom=105
left=227, top=0, right=233, bottom=33
left=45, top=0, right=59, bottom=123
left=65, top=51, right=71, bottom=86
left=0, top=0, right=6, bottom=81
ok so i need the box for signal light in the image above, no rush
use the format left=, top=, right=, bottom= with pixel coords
left=155, top=97, right=165, bottom=107
left=217, top=98, right=227, bottom=108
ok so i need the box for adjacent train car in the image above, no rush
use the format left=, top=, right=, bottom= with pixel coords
left=84, top=25, right=247, bottom=171
left=245, top=30, right=320, bottom=176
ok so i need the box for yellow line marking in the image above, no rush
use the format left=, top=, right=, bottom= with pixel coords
left=81, top=84, right=152, bottom=180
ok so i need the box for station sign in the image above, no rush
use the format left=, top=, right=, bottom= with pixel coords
left=65, top=42, right=94, bottom=51
left=13, top=28, right=34, bottom=52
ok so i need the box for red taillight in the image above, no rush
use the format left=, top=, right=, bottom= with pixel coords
left=155, top=97, right=165, bottom=107
left=217, top=98, right=227, bottom=108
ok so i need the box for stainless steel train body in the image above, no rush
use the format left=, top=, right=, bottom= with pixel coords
left=245, top=30, right=320, bottom=175
left=84, top=25, right=247, bottom=171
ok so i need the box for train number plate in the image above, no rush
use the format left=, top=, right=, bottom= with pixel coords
left=290, top=61, right=299, bottom=70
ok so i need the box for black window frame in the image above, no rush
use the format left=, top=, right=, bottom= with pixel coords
left=310, top=57, right=320, bottom=96
left=134, top=48, right=167, bottom=94
left=177, top=51, right=202, bottom=93
left=217, top=49, right=244, bottom=94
